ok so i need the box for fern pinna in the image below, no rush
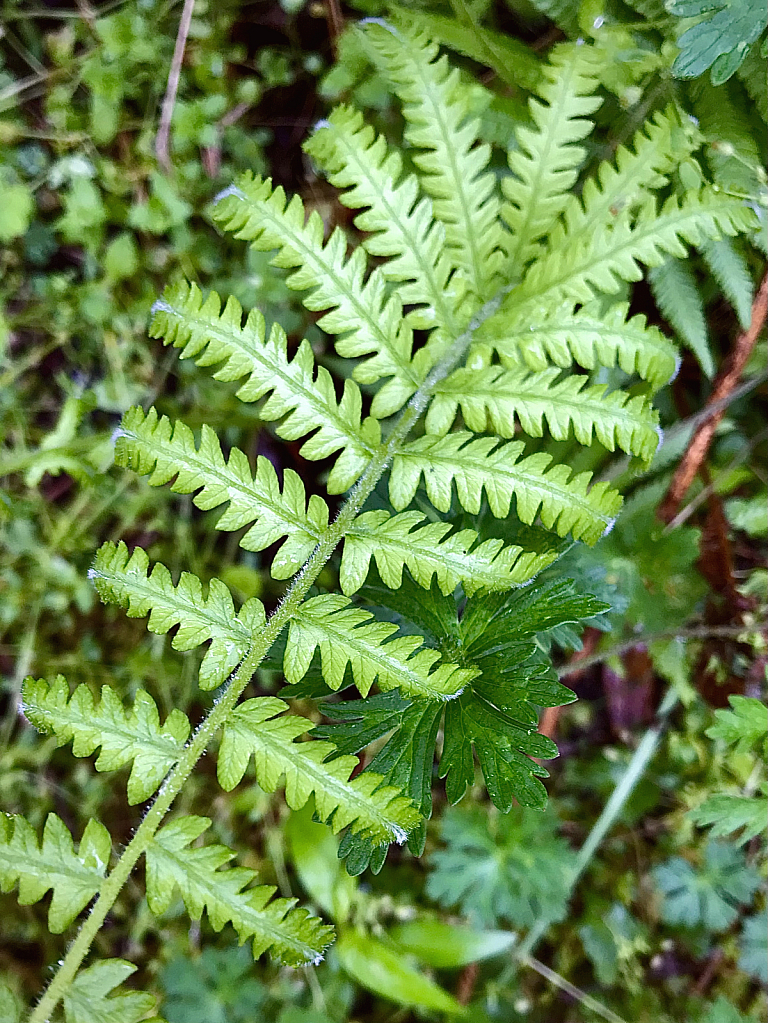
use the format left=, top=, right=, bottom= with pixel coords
left=9, top=17, right=756, bottom=1020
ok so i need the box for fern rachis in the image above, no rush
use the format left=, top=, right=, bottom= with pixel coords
left=10, top=21, right=759, bottom=1021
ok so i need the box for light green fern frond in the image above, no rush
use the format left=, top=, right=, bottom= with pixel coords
left=427, top=366, right=661, bottom=462
left=502, top=43, right=602, bottom=268
left=23, top=677, right=189, bottom=804
left=390, top=433, right=622, bottom=544
left=284, top=593, right=478, bottom=699
left=340, top=510, right=556, bottom=596
left=480, top=302, right=679, bottom=390
left=63, top=961, right=158, bottom=1023
left=150, top=281, right=379, bottom=491
left=89, top=542, right=264, bottom=690
left=701, top=236, right=754, bottom=328
left=0, top=814, right=110, bottom=933
left=648, top=257, right=714, bottom=376
left=558, top=107, right=693, bottom=239
left=363, top=18, right=505, bottom=297
left=217, top=697, right=421, bottom=844
left=115, top=406, right=329, bottom=579
left=514, top=188, right=754, bottom=310
left=305, top=105, right=465, bottom=339
left=212, top=174, right=422, bottom=417
left=145, top=815, right=333, bottom=966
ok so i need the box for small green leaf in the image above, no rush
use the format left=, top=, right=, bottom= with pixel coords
left=739, top=914, right=768, bottom=983
left=706, top=695, right=768, bottom=756
left=63, top=960, right=159, bottom=1023
left=0, top=180, right=33, bottom=244
left=103, top=232, right=139, bottom=281
left=335, top=930, right=464, bottom=1014
left=389, top=920, right=516, bottom=968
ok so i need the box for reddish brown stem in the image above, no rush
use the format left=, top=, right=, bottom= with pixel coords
left=658, top=272, right=768, bottom=523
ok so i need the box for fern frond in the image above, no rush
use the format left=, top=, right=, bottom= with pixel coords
left=390, top=433, right=622, bottom=544
left=502, top=43, right=602, bottom=268
left=284, top=593, right=477, bottom=699
left=213, top=175, right=423, bottom=418
left=23, top=676, right=189, bottom=804
left=363, top=19, right=505, bottom=297
left=558, top=108, right=691, bottom=239
left=63, top=961, right=158, bottom=1023
left=514, top=188, right=755, bottom=309
left=145, top=815, right=333, bottom=966
left=701, top=236, right=754, bottom=328
left=427, top=366, right=661, bottom=462
left=480, top=302, right=679, bottom=390
left=89, top=542, right=264, bottom=690
left=217, top=697, right=421, bottom=844
left=0, top=814, right=109, bottom=933
left=150, top=282, right=379, bottom=491
left=115, top=406, right=329, bottom=579
left=305, top=105, right=465, bottom=337
left=648, top=257, right=714, bottom=377
left=341, top=510, right=557, bottom=596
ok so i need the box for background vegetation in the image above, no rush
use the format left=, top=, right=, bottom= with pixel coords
left=0, top=0, right=765, bottom=1020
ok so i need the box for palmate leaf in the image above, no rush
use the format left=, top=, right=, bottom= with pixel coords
left=428, top=365, right=661, bottom=462
left=217, top=696, right=421, bottom=846
left=212, top=173, right=423, bottom=419
left=502, top=42, right=602, bottom=268
left=284, top=593, right=477, bottom=700
left=23, top=676, right=189, bottom=804
left=115, top=406, right=329, bottom=579
left=390, top=432, right=623, bottom=544
left=90, top=542, right=263, bottom=690
left=340, top=510, right=557, bottom=596
left=305, top=104, right=466, bottom=340
left=145, top=815, right=333, bottom=966
left=364, top=18, right=505, bottom=297
left=669, top=0, right=765, bottom=84
left=150, top=281, right=379, bottom=491
left=315, top=575, right=603, bottom=870
left=480, top=302, right=680, bottom=391
left=63, top=961, right=159, bottom=1023
left=0, top=814, right=110, bottom=933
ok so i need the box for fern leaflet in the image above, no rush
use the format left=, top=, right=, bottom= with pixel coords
left=649, top=257, right=714, bottom=376
left=390, top=432, right=622, bottom=544
left=89, top=542, right=264, bottom=690
left=341, top=510, right=557, bottom=596
left=116, top=406, right=329, bottom=579
left=701, top=236, right=754, bottom=328
left=427, top=366, right=661, bottom=462
left=364, top=18, right=504, bottom=297
left=145, top=815, right=334, bottom=966
left=62, top=962, right=158, bottom=1023
left=284, top=593, right=478, bottom=699
left=502, top=43, right=602, bottom=268
left=23, top=676, right=189, bottom=804
left=217, top=697, right=421, bottom=845
left=0, top=815, right=110, bottom=933
left=150, top=281, right=379, bottom=491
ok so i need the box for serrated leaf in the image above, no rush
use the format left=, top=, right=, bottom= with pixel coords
left=217, top=697, right=421, bottom=845
left=391, top=432, right=622, bottom=545
left=115, top=406, right=329, bottom=579
left=63, top=961, right=158, bottom=1023
left=706, top=695, right=768, bottom=756
left=341, top=510, right=556, bottom=596
left=145, top=816, right=333, bottom=966
left=285, top=593, right=476, bottom=699
left=150, top=282, right=379, bottom=491
left=23, top=676, right=189, bottom=804
left=689, top=794, right=767, bottom=844
left=89, top=542, right=264, bottom=690
left=0, top=814, right=110, bottom=933
left=669, top=0, right=765, bottom=82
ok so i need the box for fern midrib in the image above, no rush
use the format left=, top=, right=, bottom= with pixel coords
left=0, top=844, right=104, bottom=886
left=326, top=127, right=462, bottom=335
left=162, top=302, right=377, bottom=458
left=148, top=842, right=321, bottom=958
left=497, top=317, right=675, bottom=362
left=121, top=424, right=325, bottom=543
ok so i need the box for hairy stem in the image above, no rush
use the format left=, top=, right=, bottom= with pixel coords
left=28, top=288, right=505, bottom=1023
